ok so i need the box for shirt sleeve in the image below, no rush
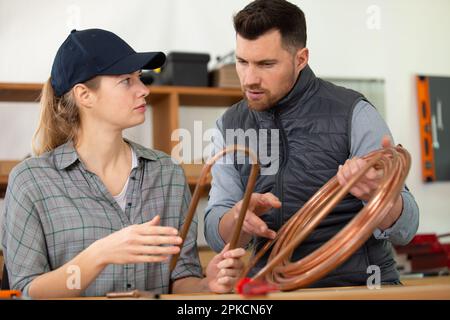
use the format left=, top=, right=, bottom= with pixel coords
left=170, top=167, right=203, bottom=281
left=1, top=164, right=51, bottom=297
left=204, top=118, right=245, bottom=253
left=350, top=100, right=419, bottom=245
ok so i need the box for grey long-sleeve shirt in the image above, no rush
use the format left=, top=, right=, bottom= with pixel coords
left=204, top=100, right=419, bottom=253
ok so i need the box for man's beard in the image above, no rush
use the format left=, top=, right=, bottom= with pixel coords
left=243, top=87, right=275, bottom=111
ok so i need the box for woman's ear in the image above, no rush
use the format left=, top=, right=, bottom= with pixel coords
left=295, top=47, right=309, bottom=72
left=73, top=84, right=95, bottom=109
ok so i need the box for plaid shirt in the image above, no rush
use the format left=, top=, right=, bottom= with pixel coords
left=1, top=139, right=203, bottom=297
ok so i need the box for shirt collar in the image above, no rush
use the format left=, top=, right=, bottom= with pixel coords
left=252, top=64, right=319, bottom=122
left=53, top=139, right=158, bottom=170
left=125, top=139, right=159, bottom=161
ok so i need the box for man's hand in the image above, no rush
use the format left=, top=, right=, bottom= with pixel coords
left=336, top=135, right=403, bottom=230
left=231, top=192, right=281, bottom=239
left=337, top=135, right=393, bottom=202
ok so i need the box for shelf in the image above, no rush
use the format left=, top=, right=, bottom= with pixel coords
left=0, top=82, right=242, bottom=105
left=0, top=83, right=242, bottom=197
left=0, top=82, right=242, bottom=156
left=0, top=83, right=43, bottom=102
left=0, top=160, right=20, bottom=197
left=147, top=85, right=243, bottom=107
left=181, top=163, right=212, bottom=196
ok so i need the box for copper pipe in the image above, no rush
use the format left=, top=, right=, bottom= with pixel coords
left=169, top=145, right=259, bottom=272
left=239, top=145, right=411, bottom=291
left=106, top=290, right=157, bottom=299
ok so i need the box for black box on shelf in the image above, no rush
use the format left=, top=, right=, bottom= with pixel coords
left=156, top=52, right=210, bottom=87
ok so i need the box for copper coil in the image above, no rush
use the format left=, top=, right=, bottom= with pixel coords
left=169, top=145, right=260, bottom=272
left=240, top=145, right=411, bottom=291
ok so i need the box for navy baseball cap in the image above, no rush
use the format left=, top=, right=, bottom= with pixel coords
left=50, top=28, right=166, bottom=97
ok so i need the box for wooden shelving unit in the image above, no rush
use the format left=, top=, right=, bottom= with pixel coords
left=0, top=83, right=243, bottom=195
left=0, top=160, right=20, bottom=197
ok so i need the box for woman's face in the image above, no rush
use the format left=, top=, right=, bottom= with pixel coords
left=87, top=71, right=150, bottom=130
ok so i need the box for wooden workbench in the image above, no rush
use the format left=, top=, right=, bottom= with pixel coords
left=163, top=276, right=450, bottom=300
left=51, top=276, right=450, bottom=300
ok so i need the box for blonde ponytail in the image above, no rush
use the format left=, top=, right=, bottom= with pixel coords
left=32, top=77, right=99, bottom=155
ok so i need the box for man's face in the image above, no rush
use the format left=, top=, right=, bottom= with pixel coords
left=236, top=29, right=302, bottom=111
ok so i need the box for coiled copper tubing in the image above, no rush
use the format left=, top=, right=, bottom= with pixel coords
left=170, top=144, right=410, bottom=292
left=241, top=145, right=411, bottom=291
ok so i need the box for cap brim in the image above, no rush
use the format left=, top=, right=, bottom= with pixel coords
left=100, top=51, right=166, bottom=75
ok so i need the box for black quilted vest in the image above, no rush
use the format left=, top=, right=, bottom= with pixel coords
left=221, top=65, right=399, bottom=287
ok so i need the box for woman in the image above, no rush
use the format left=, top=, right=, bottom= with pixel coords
left=1, top=28, right=245, bottom=298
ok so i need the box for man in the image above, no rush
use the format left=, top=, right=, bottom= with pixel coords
left=204, top=0, right=419, bottom=287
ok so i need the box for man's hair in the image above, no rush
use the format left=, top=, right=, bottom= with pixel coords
left=233, top=0, right=307, bottom=50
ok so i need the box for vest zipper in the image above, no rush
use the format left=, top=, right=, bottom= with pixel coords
left=273, top=109, right=289, bottom=230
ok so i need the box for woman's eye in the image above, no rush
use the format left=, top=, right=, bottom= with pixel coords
left=121, top=78, right=131, bottom=85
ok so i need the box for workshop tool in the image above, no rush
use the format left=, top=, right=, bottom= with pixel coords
left=395, top=233, right=450, bottom=273
left=0, top=290, right=21, bottom=299
left=106, top=290, right=158, bottom=299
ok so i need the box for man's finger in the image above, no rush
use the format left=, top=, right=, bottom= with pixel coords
left=259, top=193, right=282, bottom=208
left=245, top=212, right=272, bottom=236
left=337, top=164, right=347, bottom=186
left=364, top=167, right=378, bottom=181
left=341, top=160, right=353, bottom=181
left=242, top=220, right=260, bottom=236
left=242, top=216, right=276, bottom=239
left=353, top=183, right=371, bottom=196
left=347, top=158, right=361, bottom=176
left=381, top=135, right=392, bottom=149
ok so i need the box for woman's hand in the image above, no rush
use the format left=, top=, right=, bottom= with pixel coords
left=205, top=244, right=246, bottom=293
left=93, top=215, right=182, bottom=267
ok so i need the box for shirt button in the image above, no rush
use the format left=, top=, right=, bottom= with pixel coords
left=127, top=283, right=132, bottom=289
left=130, top=176, right=136, bottom=180
left=127, top=202, right=132, bottom=207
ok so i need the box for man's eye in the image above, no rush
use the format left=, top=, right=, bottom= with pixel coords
left=121, top=78, right=131, bottom=84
